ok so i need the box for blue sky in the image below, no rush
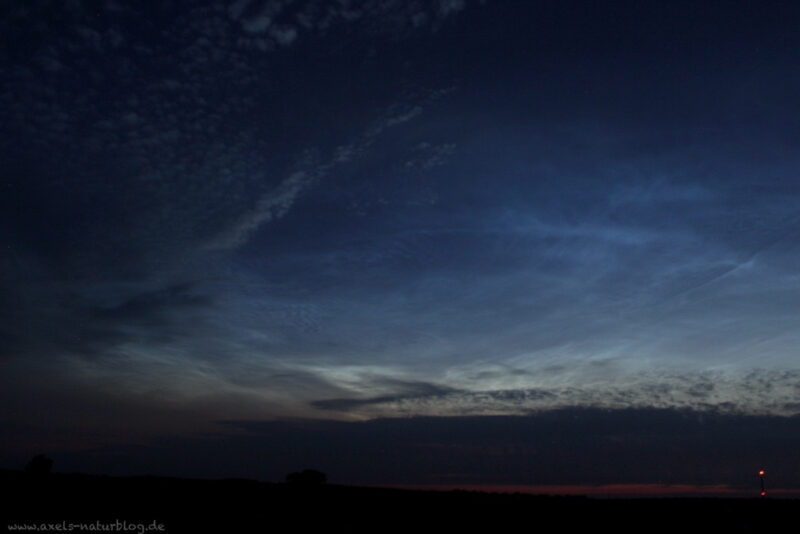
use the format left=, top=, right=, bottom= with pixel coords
left=1, top=0, right=799, bottom=483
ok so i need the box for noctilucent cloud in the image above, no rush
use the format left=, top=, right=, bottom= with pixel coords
left=2, top=0, right=800, bottom=464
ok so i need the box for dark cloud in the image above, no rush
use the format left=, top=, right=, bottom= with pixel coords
left=0, top=277, right=216, bottom=363
left=94, top=282, right=214, bottom=325
left=312, top=380, right=459, bottom=411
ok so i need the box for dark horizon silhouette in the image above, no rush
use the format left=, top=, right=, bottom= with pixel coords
left=9, top=408, right=799, bottom=495
left=3, top=467, right=797, bottom=533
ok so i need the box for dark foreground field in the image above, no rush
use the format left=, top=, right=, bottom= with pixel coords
left=2, top=470, right=795, bottom=533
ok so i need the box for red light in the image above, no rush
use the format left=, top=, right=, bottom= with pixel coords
left=759, top=470, right=765, bottom=476
left=761, top=491, right=766, bottom=497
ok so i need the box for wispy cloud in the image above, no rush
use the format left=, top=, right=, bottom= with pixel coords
left=608, top=179, right=714, bottom=208
left=308, top=368, right=800, bottom=417
left=228, top=0, right=477, bottom=51
left=312, top=379, right=460, bottom=411
left=204, top=171, right=313, bottom=251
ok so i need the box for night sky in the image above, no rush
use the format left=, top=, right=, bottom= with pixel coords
left=2, top=0, right=800, bottom=492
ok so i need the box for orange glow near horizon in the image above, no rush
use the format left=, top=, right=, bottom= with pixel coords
left=385, top=484, right=740, bottom=497
left=378, top=484, right=800, bottom=498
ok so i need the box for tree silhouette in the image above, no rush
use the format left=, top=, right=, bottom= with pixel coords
left=285, top=469, right=326, bottom=485
left=25, top=454, right=53, bottom=475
